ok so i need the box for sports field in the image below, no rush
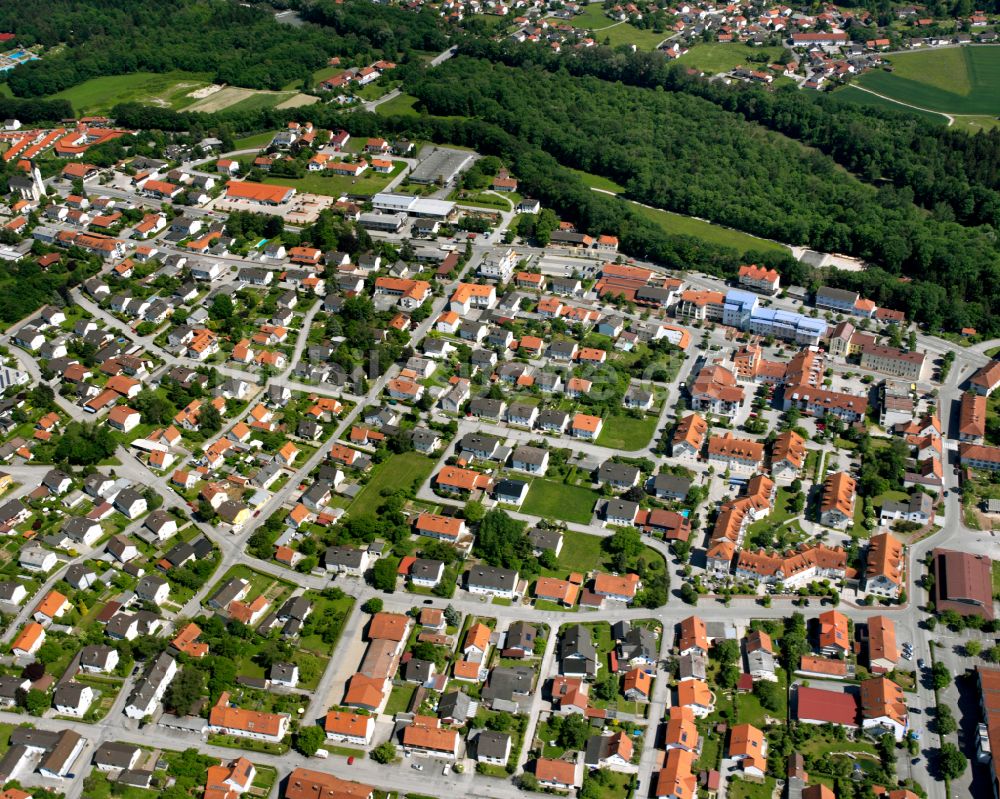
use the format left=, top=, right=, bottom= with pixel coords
left=856, top=45, right=1000, bottom=115
left=50, top=71, right=213, bottom=115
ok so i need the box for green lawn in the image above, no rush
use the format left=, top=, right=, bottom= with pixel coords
left=264, top=161, right=404, bottom=198
left=798, top=735, right=878, bottom=759
left=595, top=413, right=659, bottom=450
left=385, top=683, right=416, bottom=716
left=555, top=529, right=605, bottom=573
left=205, top=564, right=294, bottom=610
left=695, top=730, right=720, bottom=771
left=80, top=772, right=159, bottom=799
left=375, top=92, right=422, bottom=117
left=736, top=672, right=787, bottom=725
left=729, top=777, right=777, bottom=799
left=50, top=71, right=213, bottom=115
left=234, top=131, right=278, bottom=150
left=521, top=479, right=600, bottom=525
left=0, top=723, right=14, bottom=755
left=349, top=452, right=438, bottom=517
left=567, top=4, right=617, bottom=28
left=354, top=81, right=400, bottom=102
left=677, top=43, right=787, bottom=74
left=746, top=488, right=801, bottom=537
left=628, top=200, right=787, bottom=255
left=856, top=46, right=1000, bottom=115
left=595, top=23, right=668, bottom=50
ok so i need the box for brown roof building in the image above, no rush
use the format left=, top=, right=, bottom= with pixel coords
left=959, top=392, right=988, bottom=443
left=933, top=548, right=995, bottom=620
left=819, top=471, right=856, bottom=528
left=283, top=767, right=373, bottom=799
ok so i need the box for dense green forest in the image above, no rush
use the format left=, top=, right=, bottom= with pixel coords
left=0, top=0, right=443, bottom=97
left=294, top=0, right=449, bottom=56
left=462, top=40, right=1000, bottom=232
left=404, top=56, right=998, bottom=329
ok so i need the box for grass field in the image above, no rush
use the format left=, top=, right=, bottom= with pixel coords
left=375, top=92, right=422, bottom=117
left=677, top=43, right=787, bottom=74
left=830, top=85, right=949, bottom=125
left=263, top=161, right=405, bottom=198
left=595, top=412, right=659, bottom=450
left=567, top=5, right=618, bottom=28
left=546, top=11, right=667, bottom=50
left=857, top=45, right=1000, bottom=115
left=554, top=529, right=606, bottom=573
left=50, top=71, right=213, bottom=115
left=566, top=167, right=627, bottom=194
left=628, top=200, right=788, bottom=254
left=234, top=131, right=278, bottom=150
left=521, top=479, right=600, bottom=525
left=595, top=23, right=668, bottom=50
left=349, top=452, right=438, bottom=516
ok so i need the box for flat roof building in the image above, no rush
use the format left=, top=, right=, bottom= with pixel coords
left=408, top=148, right=475, bottom=185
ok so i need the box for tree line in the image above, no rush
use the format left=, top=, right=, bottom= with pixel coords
left=404, top=50, right=1000, bottom=334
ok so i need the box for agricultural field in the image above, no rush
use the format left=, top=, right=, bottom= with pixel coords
left=677, top=43, right=787, bottom=75
left=50, top=71, right=213, bottom=115
left=856, top=45, right=1000, bottom=116
left=829, top=85, right=949, bottom=125
left=184, top=86, right=315, bottom=114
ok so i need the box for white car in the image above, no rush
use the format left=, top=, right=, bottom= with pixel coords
left=443, top=765, right=451, bottom=776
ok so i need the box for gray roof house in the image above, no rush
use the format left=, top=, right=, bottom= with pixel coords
left=560, top=625, right=599, bottom=677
